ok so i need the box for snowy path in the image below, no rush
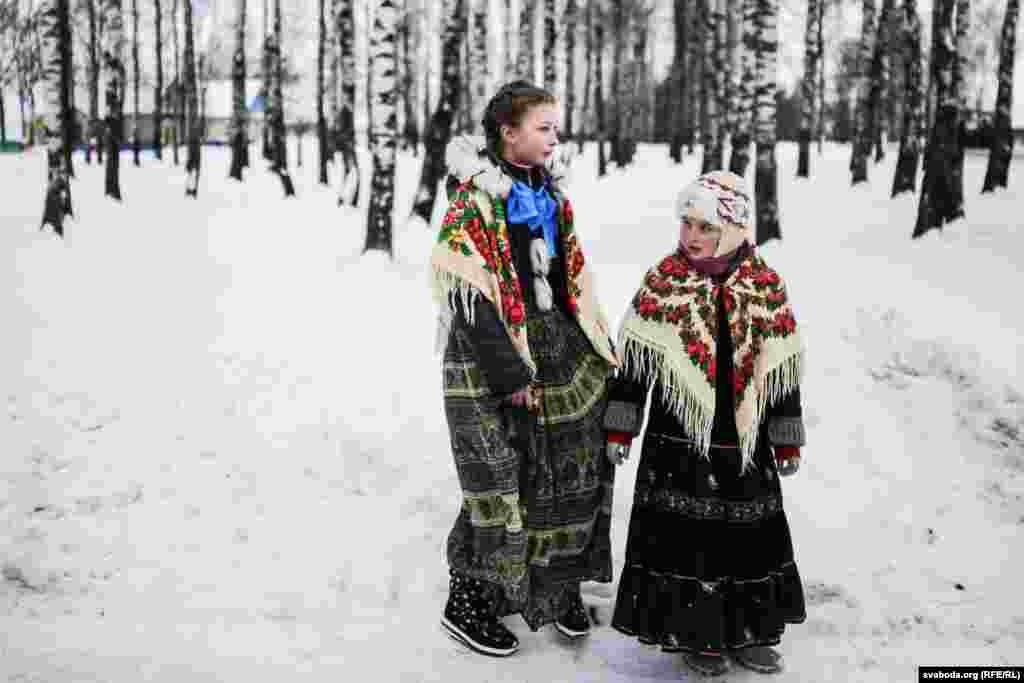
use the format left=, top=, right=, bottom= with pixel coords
left=1, top=144, right=1021, bottom=681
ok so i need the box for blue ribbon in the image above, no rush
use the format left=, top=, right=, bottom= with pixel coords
left=506, top=180, right=559, bottom=257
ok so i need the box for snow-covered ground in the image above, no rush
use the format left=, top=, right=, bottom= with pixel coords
left=1, top=140, right=1022, bottom=682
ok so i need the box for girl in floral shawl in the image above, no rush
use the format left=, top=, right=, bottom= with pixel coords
left=431, top=81, right=621, bottom=657
left=605, top=171, right=807, bottom=677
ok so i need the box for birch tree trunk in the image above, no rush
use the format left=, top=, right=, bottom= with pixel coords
left=579, top=0, right=594, bottom=153
left=317, top=0, right=328, bottom=184
left=230, top=0, right=248, bottom=181
left=565, top=0, right=577, bottom=143
left=365, top=0, right=398, bottom=255
left=261, top=0, right=270, bottom=160
left=669, top=0, right=687, bottom=162
left=796, top=0, right=820, bottom=177
left=753, top=0, right=780, bottom=243
left=183, top=0, right=200, bottom=197
left=850, top=0, right=875, bottom=184
left=872, top=0, right=893, bottom=162
left=154, top=0, right=163, bottom=160
left=86, top=0, right=99, bottom=163
left=610, top=0, right=626, bottom=166
left=701, top=0, right=723, bottom=173
left=913, top=0, right=962, bottom=237
left=595, top=6, right=607, bottom=176
left=729, top=0, right=754, bottom=175
left=103, top=0, right=124, bottom=199
left=518, top=0, right=535, bottom=79
left=505, top=0, right=514, bottom=76
left=40, top=0, right=72, bottom=236
left=470, top=0, right=487, bottom=134
left=336, top=0, right=360, bottom=206
left=948, top=0, right=968, bottom=212
left=981, top=0, right=1018, bottom=192
left=269, top=0, right=294, bottom=196
left=171, top=0, right=179, bottom=165
left=892, top=0, right=922, bottom=196
left=131, top=0, right=138, bottom=165
left=411, top=0, right=464, bottom=223
left=543, top=0, right=556, bottom=90
left=400, top=8, right=419, bottom=152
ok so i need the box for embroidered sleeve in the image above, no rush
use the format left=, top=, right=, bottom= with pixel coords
left=451, top=293, right=533, bottom=397
left=765, top=387, right=806, bottom=447
left=603, top=372, right=649, bottom=435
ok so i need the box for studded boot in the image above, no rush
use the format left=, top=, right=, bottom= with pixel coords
left=554, top=584, right=591, bottom=639
left=441, top=571, right=519, bottom=657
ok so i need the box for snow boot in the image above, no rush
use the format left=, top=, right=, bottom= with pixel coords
left=732, top=646, right=784, bottom=674
left=682, top=651, right=730, bottom=677
left=441, top=571, right=519, bottom=657
left=554, top=586, right=591, bottom=639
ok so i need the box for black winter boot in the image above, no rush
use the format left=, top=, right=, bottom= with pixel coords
left=554, top=585, right=591, bottom=639
left=441, top=571, right=519, bottom=657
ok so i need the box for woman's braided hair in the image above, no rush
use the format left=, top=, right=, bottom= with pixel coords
left=482, top=80, right=558, bottom=159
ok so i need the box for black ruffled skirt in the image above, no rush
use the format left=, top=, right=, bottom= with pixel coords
left=611, top=431, right=806, bottom=653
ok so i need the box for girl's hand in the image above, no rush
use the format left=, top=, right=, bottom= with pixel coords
left=606, top=432, right=633, bottom=465
left=507, top=387, right=539, bottom=412
left=775, top=446, right=801, bottom=477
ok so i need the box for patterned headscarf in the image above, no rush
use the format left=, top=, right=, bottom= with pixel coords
left=675, top=170, right=754, bottom=258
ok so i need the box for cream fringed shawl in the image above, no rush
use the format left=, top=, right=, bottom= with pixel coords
left=618, top=250, right=803, bottom=470
left=430, top=136, right=618, bottom=375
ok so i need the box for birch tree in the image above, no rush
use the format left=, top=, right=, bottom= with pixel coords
left=564, top=0, right=577, bottom=143
left=171, top=0, right=179, bottom=165
left=871, top=0, right=893, bottom=162
left=891, top=0, right=922, bottom=196
left=469, top=0, right=486, bottom=134
left=981, top=0, right=1018, bottom=192
left=701, top=0, right=723, bottom=173
left=183, top=0, right=199, bottom=196
left=364, top=0, right=398, bottom=255
left=518, top=0, right=535, bottom=79
left=913, top=0, right=963, bottom=237
left=39, top=0, right=72, bottom=236
left=729, top=0, right=754, bottom=176
left=317, top=0, right=328, bottom=183
left=268, top=0, right=294, bottom=196
left=669, top=0, right=689, bottom=163
left=335, top=0, right=359, bottom=205
left=230, top=0, right=247, bottom=181
left=849, top=0, right=875, bottom=184
left=84, top=0, right=100, bottom=163
left=261, top=0, right=270, bottom=160
left=948, top=0, right=968, bottom=213
left=797, top=0, right=821, bottom=177
left=153, top=0, right=163, bottom=160
left=103, top=0, right=124, bottom=199
left=543, top=0, right=556, bottom=90
left=411, top=0, right=463, bottom=223
left=130, top=0, right=138, bottom=165
left=753, top=0, right=780, bottom=243
left=594, top=1, right=607, bottom=176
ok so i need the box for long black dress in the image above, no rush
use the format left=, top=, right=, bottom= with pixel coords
left=442, top=161, right=615, bottom=630
left=609, top=263, right=807, bottom=654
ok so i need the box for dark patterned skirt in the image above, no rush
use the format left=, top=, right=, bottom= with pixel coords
left=443, top=304, right=614, bottom=630
left=611, top=431, right=806, bottom=653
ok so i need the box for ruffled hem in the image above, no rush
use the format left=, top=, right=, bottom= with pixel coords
left=611, top=561, right=806, bottom=653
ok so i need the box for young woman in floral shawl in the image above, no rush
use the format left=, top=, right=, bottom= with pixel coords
left=605, top=171, right=807, bottom=677
left=431, top=81, right=622, bottom=657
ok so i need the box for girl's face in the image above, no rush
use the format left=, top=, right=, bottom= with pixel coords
left=680, top=218, right=722, bottom=259
left=501, top=104, right=560, bottom=167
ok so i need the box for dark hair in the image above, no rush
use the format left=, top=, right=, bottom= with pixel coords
left=482, top=80, right=558, bottom=158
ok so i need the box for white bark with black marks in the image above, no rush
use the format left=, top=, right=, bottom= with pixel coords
left=335, top=0, right=359, bottom=205
left=411, top=0, right=464, bottom=224
left=753, top=0, right=780, bottom=243
left=230, top=0, right=248, bottom=181
left=39, top=0, right=72, bottom=236
left=982, top=0, right=1018, bottom=192
left=364, top=0, right=398, bottom=255
left=103, top=0, right=124, bottom=200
